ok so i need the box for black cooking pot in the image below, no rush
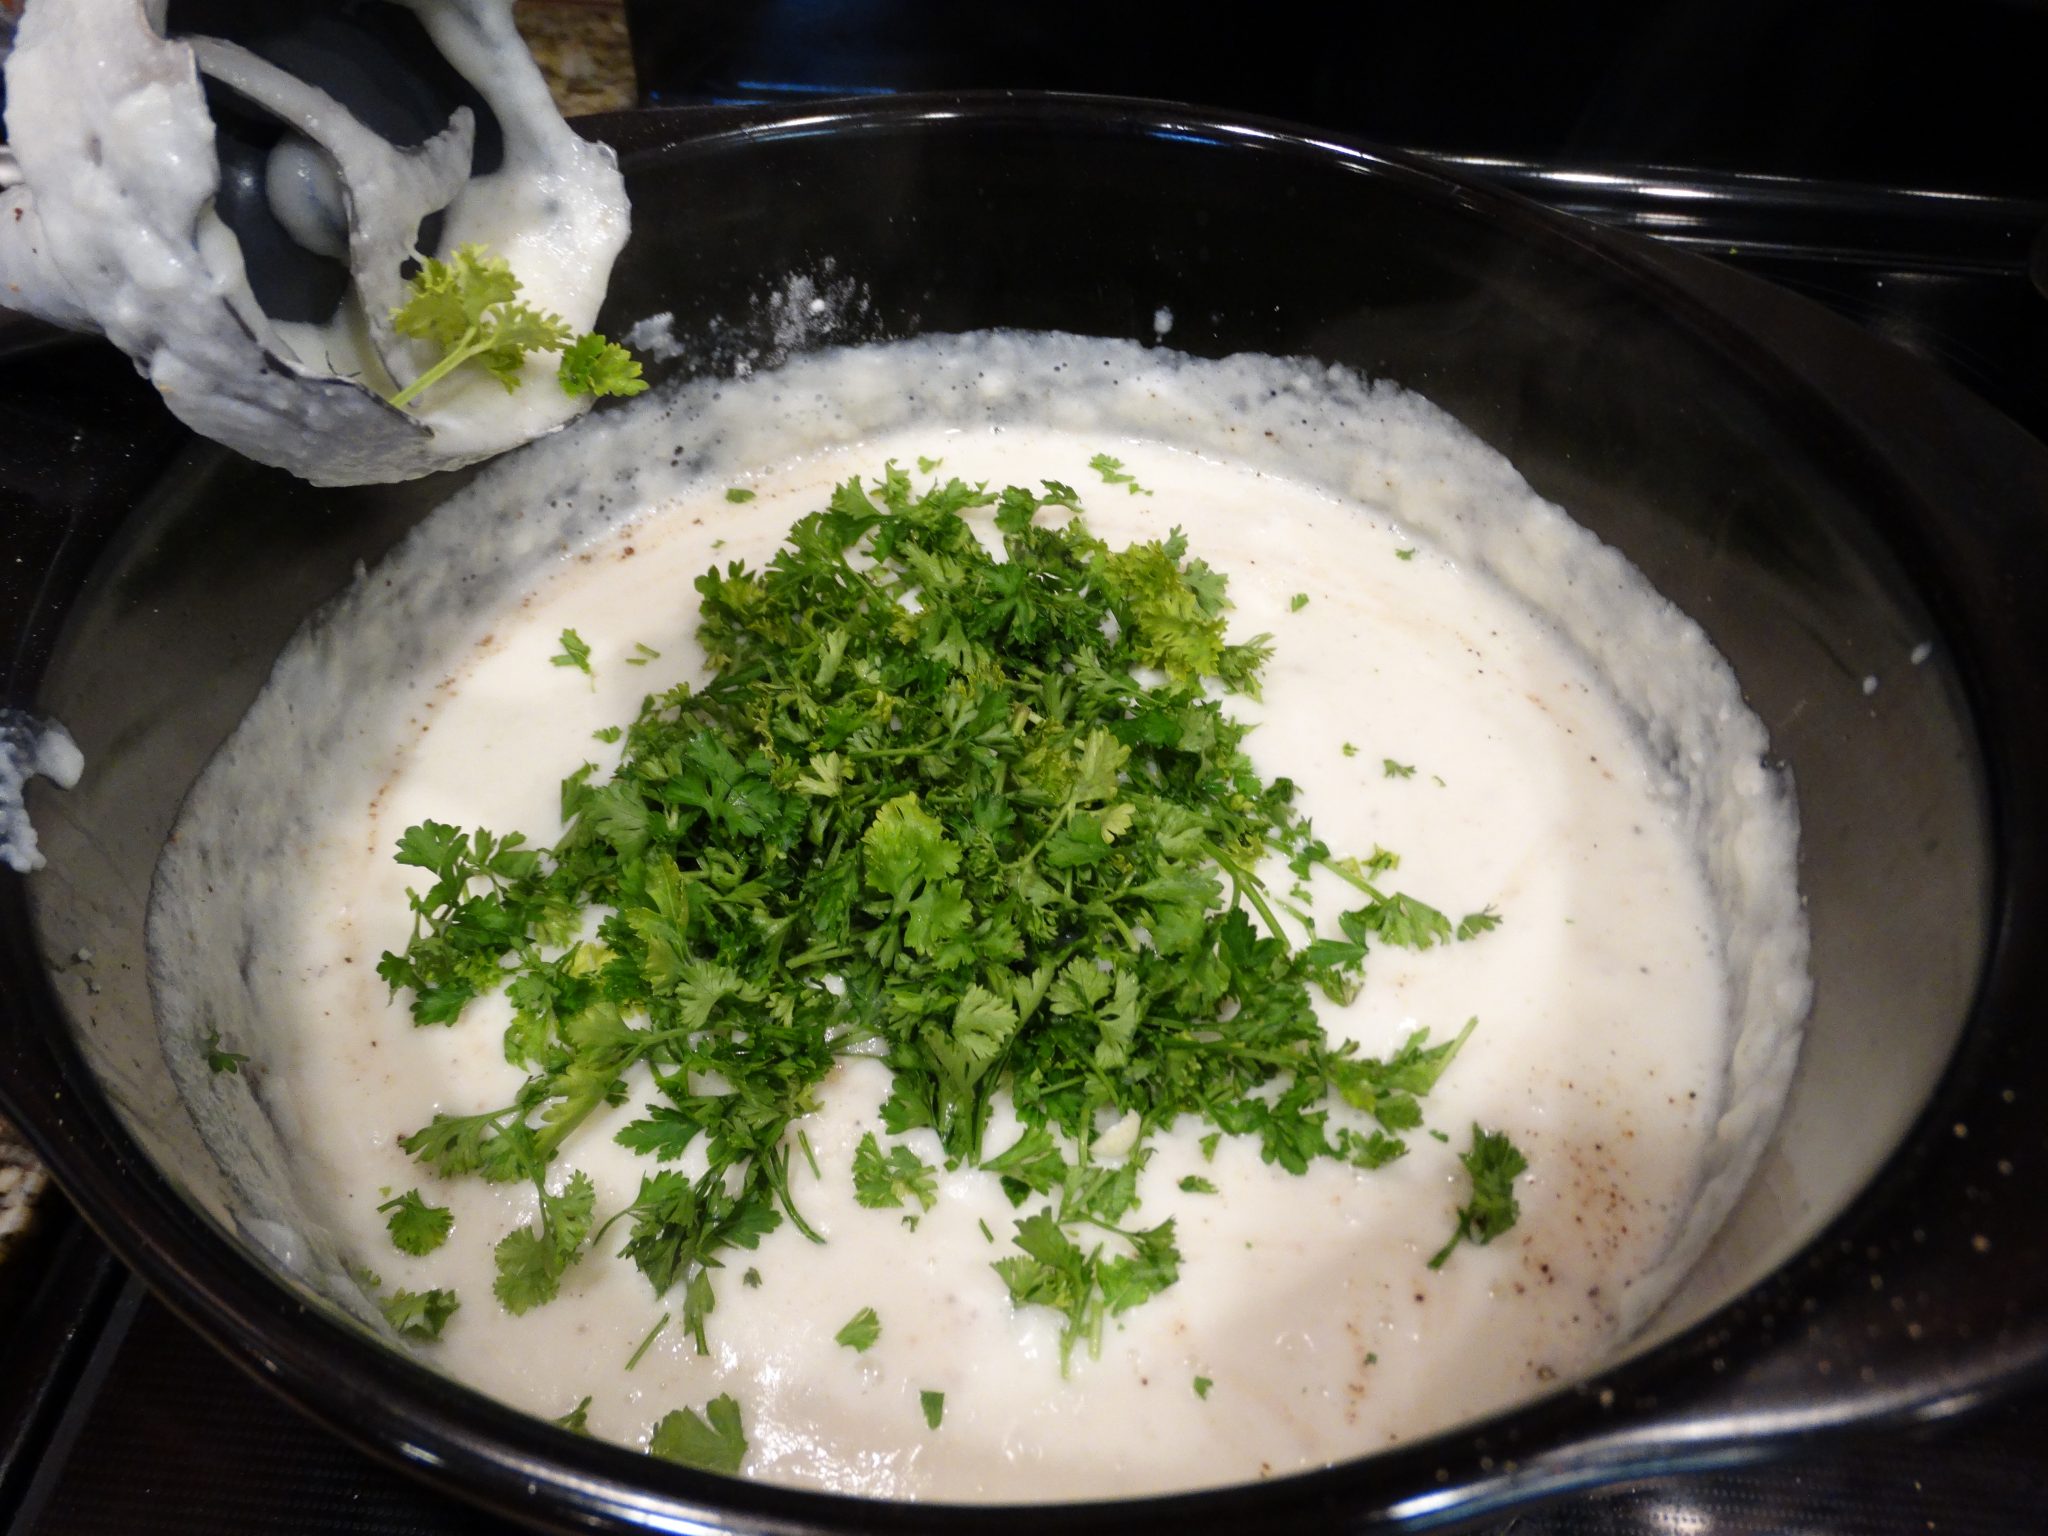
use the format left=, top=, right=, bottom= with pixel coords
left=4, top=96, right=2047, bottom=1533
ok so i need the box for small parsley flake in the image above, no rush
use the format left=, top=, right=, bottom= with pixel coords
left=555, top=1396, right=592, bottom=1434
left=1395, top=547, right=1416, bottom=561
left=835, top=1306, right=882, bottom=1352
left=1383, top=759, right=1416, bottom=779
left=742, top=1268, right=763, bottom=1289
left=725, top=487, right=757, bottom=503
left=920, top=1390, right=945, bottom=1429
left=1341, top=742, right=1359, bottom=758
left=202, top=1027, right=248, bottom=1075
left=550, top=628, right=593, bottom=677
left=1193, top=1375, right=1213, bottom=1399
left=1178, top=1175, right=1218, bottom=1194
left=1456, top=907, right=1503, bottom=941
left=1289, top=592, right=1309, bottom=612
left=593, top=725, right=623, bottom=744
left=1088, top=452, right=1153, bottom=495
left=979, top=1218, right=995, bottom=1243
left=917, top=455, right=943, bottom=473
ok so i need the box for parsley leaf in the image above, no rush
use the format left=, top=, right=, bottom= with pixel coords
left=556, top=333, right=648, bottom=399
left=649, top=1393, right=748, bottom=1474
left=381, top=1286, right=460, bottom=1341
left=1193, top=1375, right=1213, bottom=1399
left=835, top=1306, right=882, bottom=1352
left=920, top=1389, right=945, bottom=1428
left=1289, top=593, right=1309, bottom=612
left=725, top=487, right=757, bottom=503
left=853, top=1133, right=938, bottom=1212
left=1383, top=759, right=1416, bottom=779
left=1428, top=1124, right=1530, bottom=1269
left=202, top=1027, right=248, bottom=1075
left=378, top=1188, right=454, bottom=1256
left=493, top=1170, right=595, bottom=1313
left=1456, top=907, right=1504, bottom=941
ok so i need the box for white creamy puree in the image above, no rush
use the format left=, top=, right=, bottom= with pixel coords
left=150, top=332, right=1807, bottom=1502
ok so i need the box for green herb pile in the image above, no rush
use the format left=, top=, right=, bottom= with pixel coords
left=373, top=462, right=1522, bottom=1426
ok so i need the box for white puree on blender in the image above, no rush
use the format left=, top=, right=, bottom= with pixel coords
left=150, top=332, right=1809, bottom=1501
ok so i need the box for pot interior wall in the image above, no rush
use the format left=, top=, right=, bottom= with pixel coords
left=22, top=108, right=1990, bottom=1388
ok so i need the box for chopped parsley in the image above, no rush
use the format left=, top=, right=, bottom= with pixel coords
left=1341, top=743, right=1359, bottom=758
left=725, top=487, right=757, bottom=503
left=1193, top=1375, right=1213, bottom=1399
left=853, top=1132, right=939, bottom=1213
left=375, top=464, right=1505, bottom=1374
left=835, top=1306, right=882, bottom=1352
left=650, top=1393, right=748, bottom=1474
left=1178, top=1175, right=1218, bottom=1194
left=625, top=641, right=662, bottom=667
left=626, top=1312, right=670, bottom=1369
left=1289, top=592, right=1309, bottom=612
left=920, top=1389, right=945, bottom=1429
left=1383, top=759, right=1416, bottom=780
left=1428, top=1124, right=1529, bottom=1269
left=1087, top=453, right=1152, bottom=495
left=555, top=1396, right=593, bottom=1434
left=380, top=1286, right=460, bottom=1342
left=1456, top=907, right=1503, bottom=941
left=378, top=1189, right=453, bottom=1255
left=550, top=628, right=593, bottom=677
left=202, top=1027, right=248, bottom=1075
left=1395, top=548, right=1416, bottom=562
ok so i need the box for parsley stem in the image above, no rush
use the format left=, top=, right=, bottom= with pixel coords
left=626, top=1312, right=671, bottom=1369
left=1209, top=848, right=1290, bottom=947
left=386, top=325, right=483, bottom=409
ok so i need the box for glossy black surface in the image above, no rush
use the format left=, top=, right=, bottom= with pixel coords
left=3, top=99, right=2047, bottom=1534
left=626, top=0, right=2048, bottom=196
left=13, top=1276, right=2048, bottom=1536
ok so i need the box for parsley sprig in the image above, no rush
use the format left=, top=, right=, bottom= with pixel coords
left=376, top=464, right=1517, bottom=1375
left=386, top=245, right=646, bottom=410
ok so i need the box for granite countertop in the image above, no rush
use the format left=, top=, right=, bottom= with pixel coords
left=516, top=0, right=636, bottom=116
left=0, top=0, right=637, bottom=1269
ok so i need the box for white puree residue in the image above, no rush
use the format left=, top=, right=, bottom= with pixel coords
left=149, top=332, right=1809, bottom=1502
left=1, top=710, right=83, bottom=874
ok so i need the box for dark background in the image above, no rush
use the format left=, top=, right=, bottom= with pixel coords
left=627, top=0, right=2048, bottom=196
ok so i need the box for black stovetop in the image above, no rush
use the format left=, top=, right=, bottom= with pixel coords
left=6, top=7, right=2048, bottom=1532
